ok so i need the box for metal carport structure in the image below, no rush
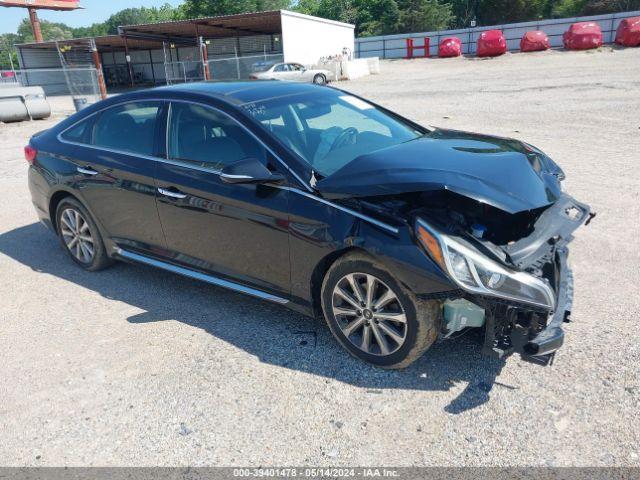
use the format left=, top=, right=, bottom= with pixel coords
left=15, top=10, right=354, bottom=94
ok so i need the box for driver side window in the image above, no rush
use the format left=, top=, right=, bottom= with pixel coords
left=168, top=102, right=266, bottom=171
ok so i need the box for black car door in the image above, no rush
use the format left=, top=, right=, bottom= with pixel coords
left=153, top=101, right=291, bottom=298
left=61, top=100, right=167, bottom=253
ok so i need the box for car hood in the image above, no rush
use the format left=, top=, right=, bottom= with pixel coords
left=316, top=129, right=564, bottom=214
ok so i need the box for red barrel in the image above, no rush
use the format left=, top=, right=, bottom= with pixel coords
left=438, top=37, right=462, bottom=58
left=615, top=17, right=640, bottom=47
left=520, top=30, right=550, bottom=52
left=477, top=30, right=507, bottom=57
left=563, top=22, right=603, bottom=50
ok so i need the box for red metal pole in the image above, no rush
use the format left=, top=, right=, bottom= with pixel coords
left=91, top=44, right=108, bottom=100
left=122, top=34, right=135, bottom=88
left=28, top=8, right=43, bottom=43
left=194, top=22, right=210, bottom=81
left=406, top=38, right=414, bottom=59
left=424, top=37, right=430, bottom=58
left=202, top=40, right=211, bottom=81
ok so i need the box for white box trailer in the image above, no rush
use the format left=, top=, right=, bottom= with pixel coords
left=280, top=10, right=355, bottom=66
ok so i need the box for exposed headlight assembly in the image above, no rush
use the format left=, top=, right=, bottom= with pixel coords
left=416, top=219, right=555, bottom=310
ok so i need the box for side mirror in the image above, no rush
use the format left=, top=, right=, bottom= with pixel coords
left=219, top=157, right=286, bottom=185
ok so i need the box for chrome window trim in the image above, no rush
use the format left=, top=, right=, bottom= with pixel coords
left=57, top=98, right=399, bottom=235
left=115, top=247, right=289, bottom=305
left=165, top=101, right=172, bottom=162
left=57, top=135, right=225, bottom=176
left=57, top=97, right=313, bottom=192
left=58, top=100, right=165, bottom=160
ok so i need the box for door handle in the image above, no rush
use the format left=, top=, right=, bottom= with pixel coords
left=158, top=187, right=187, bottom=199
left=77, top=166, right=98, bottom=176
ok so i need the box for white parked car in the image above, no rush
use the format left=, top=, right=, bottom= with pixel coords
left=250, top=62, right=333, bottom=85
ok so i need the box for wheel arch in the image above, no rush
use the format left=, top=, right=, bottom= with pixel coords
left=47, top=188, right=115, bottom=255
left=49, top=189, right=78, bottom=232
left=309, top=246, right=371, bottom=319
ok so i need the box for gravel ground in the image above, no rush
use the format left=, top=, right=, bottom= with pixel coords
left=0, top=47, right=639, bottom=467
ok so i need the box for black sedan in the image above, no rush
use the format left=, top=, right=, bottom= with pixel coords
left=26, top=81, right=592, bottom=368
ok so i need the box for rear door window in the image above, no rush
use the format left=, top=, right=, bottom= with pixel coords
left=61, top=117, right=93, bottom=143
left=92, top=101, right=162, bottom=156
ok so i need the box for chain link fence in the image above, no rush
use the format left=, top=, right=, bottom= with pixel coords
left=3, top=67, right=100, bottom=99
left=164, top=61, right=205, bottom=85
left=207, top=53, right=284, bottom=81
left=163, top=53, right=284, bottom=84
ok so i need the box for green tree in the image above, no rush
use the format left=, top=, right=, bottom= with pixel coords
left=72, top=4, right=181, bottom=37
left=481, top=0, right=546, bottom=24
left=180, top=0, right=291, bottom=18
left=102, top=4, right=180, bottom=34
left=294, top=0, right=322, bottom=15
left=17, top=18, right=73, bottom=43
left=294, top=0, right=404, bottom=35
left=293, top=0, right=359, bottom=30
left=72, top=23, right=110, bottom=38
left=396, top=0, right=453, bottom=33
left=444, top=0, right=548, bottom=27
left=553, top=0, right=640, bottom=16
left=0, top=33, right=22, bottom=69
left=444, top=0, right=477, bottom=27
left=356, top=0, right=401, bottom=35
left=315, top=0, right=359, bottom=24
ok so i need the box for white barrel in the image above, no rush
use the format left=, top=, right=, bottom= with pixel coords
left=0, top=85, right=51, bottom=122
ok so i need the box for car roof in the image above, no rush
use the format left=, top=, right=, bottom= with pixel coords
left=152, top=80, right=332, bottom=105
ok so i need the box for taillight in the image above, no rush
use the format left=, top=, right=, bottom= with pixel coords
left=249, top=75, right=258, bottom=80
left=24, top=145, right=37, bottom=165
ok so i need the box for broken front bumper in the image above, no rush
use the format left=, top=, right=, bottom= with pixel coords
left=479, top=194, right=593, bottom=364
left=478, top=247, right=573, bottom=364
left=522, top=247, right=572, bottom=357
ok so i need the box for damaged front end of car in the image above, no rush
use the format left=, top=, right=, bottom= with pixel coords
left=316, top=129, right=595, bottom=364
left=413, top=193, right=593, bottom=365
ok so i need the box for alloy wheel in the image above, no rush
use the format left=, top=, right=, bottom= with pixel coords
left=60, top=208, right=95, bottom=264
left=331, top=273, right=407, bottom=356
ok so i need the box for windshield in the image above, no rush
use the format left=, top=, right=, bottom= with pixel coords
left=241, top=89, right=423, bottom=177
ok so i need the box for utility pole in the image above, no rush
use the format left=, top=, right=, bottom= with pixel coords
left=28, top=7, right=43, bottom=43
left=0, top=1, right=81, bottom=44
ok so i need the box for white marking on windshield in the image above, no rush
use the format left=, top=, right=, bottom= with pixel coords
left=340, top=95, right=374, bottom=110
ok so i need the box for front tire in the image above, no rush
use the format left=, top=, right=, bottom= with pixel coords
left=321, top=252, right=440, bottom=369
left=313, top=74, right=327, bottom=85
left=56, top=197, right=112, bottom=271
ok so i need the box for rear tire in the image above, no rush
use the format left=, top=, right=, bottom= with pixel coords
left=321, top=252, right=440, bottom=369
left=313, top=74, right=327, bottom=85
left=56, top=197, right=112, bottom=271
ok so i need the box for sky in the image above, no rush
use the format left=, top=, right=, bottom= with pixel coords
left=0, top=0, right=183, bottom=34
